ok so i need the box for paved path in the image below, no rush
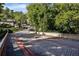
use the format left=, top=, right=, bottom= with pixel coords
left=5, top=34, right=24, bottom=56
left=25, top=39, right=79, bottom=56
left=5, top=30, right=79, bottom=56
left=15, top=30, right=79, bottom=56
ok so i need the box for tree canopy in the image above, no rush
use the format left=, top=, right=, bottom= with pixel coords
left=0, top=3, right=27, bottom=29
left=27, top=3, right=79, bottom=34
left=1, top=3, right=79, bottom=34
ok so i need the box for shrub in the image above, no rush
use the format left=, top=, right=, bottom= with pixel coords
left=0, top=24, right=13, bottom=28
left=55, top=11, right=79, bottom=34
left=0, top=28, right=7, bottom=41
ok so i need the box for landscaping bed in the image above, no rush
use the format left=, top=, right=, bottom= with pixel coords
left=0, top=24, right=20, bottom=33
left=0, top=24, right=18, bottom=41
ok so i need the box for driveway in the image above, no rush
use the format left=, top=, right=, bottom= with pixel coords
left=25, top=39, right=79, bottom=56
left=14, top=30, right=79, bottom=56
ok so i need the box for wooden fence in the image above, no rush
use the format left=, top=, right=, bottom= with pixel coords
left=0, top=32, right=8, bottom=56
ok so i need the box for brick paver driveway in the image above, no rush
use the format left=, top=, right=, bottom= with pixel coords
left=14, top=30, right=79, bottom=56
left=25, top=39, right=79, bottom=56
left=5, top=34, right=25, bottom=56
left=4, top=29, right=79, bottom=56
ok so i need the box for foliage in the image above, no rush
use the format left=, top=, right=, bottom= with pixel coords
left=13, top=12, right=27, bottom=28
left=0, top=24, right=13, bottom=28
left=27, top=4, right=53, bottom=33
left=27, top=3, right=79, bottom=34
left=0, top=3, right=4, bottom=20
left=55, top=11, right=79, bottom=33
left=0, top=28, right=7, bottom=41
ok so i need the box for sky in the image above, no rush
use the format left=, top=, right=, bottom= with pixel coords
left=4, top=3, right=29, bottom=13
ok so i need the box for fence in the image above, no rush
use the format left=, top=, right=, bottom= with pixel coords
left=0, top=32, right=8, bottom=55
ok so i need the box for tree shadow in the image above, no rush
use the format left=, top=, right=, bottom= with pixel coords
left=13, top=32, right=79, bottom=56
left=25, top=40, right=79, bottom=56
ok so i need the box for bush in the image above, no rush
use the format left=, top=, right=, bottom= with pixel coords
left=0, top=24, right=13, bottom=28
left=55, top=11, right=79, bottom=34
left=8, top=29, right=13, bottom=33
left=0, top=28, right=7, bottom=41
left=0, top=24, right=19, bottom=33
left=8, top=27, right=19, bottom=33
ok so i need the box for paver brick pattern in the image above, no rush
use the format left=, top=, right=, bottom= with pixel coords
left=5, top=30, right=79, bottom=56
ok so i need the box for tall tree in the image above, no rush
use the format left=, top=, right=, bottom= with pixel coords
left=13, top=11, right=27, bottom=28
left=0, top=3, right=4, bottom=21
left=27, top=3, right=51, bottom=34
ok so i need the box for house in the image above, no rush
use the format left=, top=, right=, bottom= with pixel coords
left=0, top=19, right=16, bottom=26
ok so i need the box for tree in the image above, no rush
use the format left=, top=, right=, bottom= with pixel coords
left=27, top=3, right=51, bottom=34
left=55, top=11, right=79, bottom=33
left=0, top=3, right=4, bottom=13
left=27, top=4, right=40, bottom=33
left=0, top=3, right=4, bottom=21
left=27, top=3, right=79, bottom=34
left=13, top=11, right=27, bottom=28
left=3, top=7, right=13, bottom=20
